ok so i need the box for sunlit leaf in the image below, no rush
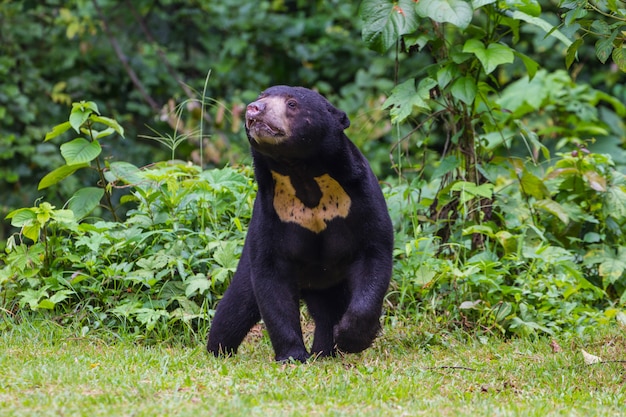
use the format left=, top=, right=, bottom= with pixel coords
left=463, top=39, right=515, bottom=74
left=44, top=121, right=72, bottom=142
left=498, top=0, right=541, bottom=16
left=520, top=169, right=549, bottom=199
left=38, top=163, right=89, bottom=190
left=5, top=208, right=36, bottom=226
left=91, top=115, right=125, bottom=138
left=511, top=11, right=572, bottom=47
left=416, top=0, right=473, bottom=29
left=60, top=138, right=101, bottom=165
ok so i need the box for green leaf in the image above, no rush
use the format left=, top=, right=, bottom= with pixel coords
left=450, top=76, right=477, bottom=104
left=612, top=46, right=626, bottom=72
left=513, top=51, right=539, bottom=79
left=520, top=169, right=549, bottom=199
left=583, top=170, right=607, bottom=192
left=105, top=161, right=144, bottom=186
left=91, top=115, right=125, bottom=138
left=510, top=11, right=572, bottom=47
left=565, top=38, right=584, bottom=69
left=534, top=199, right=569, bottom=224
left=450, top=181, right=493, bottom=203
left=599, top=257, right=626, bottom=285
left=69, top=187, right=105, bottom=220
left=436, top=64, right=458, bottom=89
left=44, top=121, right=72, bottom=142
left=596, top=34, right=617, bottom=64
left=38, top=163, right=89, bottom=190
left=5, top=208, right=36, bottom=226
left=60, top=138, right=102, bottom=165
left=72, top=100, right=100, bottom=115
left=383, top=79, right=430, bottom=123
left=69, top=109, right=90, bottom=133
left=432, top=155, right=460, bottom=179
left=591, top=19, right=611, bottom=36
left=415, top=0, right=473, bottom=29
left=463, top=39, right=515, bottom=74
left=498, top=0, right=541, bottom=17
left=185, top=276, right=211, bottom=297
left=22, top=223, right=41, bottom=243
left=360, top=0, right=420, bottom=53
left=472, top=0, right=496, bottom=8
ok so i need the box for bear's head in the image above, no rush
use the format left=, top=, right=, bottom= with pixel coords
left=245, top=86, right=350, bottom=159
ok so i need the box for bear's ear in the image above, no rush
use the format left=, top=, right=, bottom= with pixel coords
left=328, top=104, right=350, bottom=130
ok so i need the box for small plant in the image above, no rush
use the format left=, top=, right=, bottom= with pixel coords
left=38, top=100, right=125, bottom=220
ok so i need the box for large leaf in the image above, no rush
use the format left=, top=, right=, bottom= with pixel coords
left=69, top=187, right=104, bottom=220
left=60, top=138, right=102, bottom=165
left=383, top=79, right=430, bottom=123
left=360, top=0, right=420, bottom=53
left=520, top=169, right=549, bottom=199
left=105, top=161, right=145, bottom=186
left=534, top=199, right=569, bottom=224
left=415, top=0, right=473, bottom=29
left=38, top=163, right=89, bottom=190
left=91, top=115, right=125, bottom=138
left=463, top=39, right=515, bottom=74
left=595, top=31, right=618, bottom=64
left=511, top=11, right=572, bottom=47
left=450, top=76, right=477, bottom=104
left=44, top=121, right=72, bottom=142
left=69, top=109, right=90, bottom=133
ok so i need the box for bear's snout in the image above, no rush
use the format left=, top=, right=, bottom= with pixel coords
left=246, top=100, right=266, bottom=119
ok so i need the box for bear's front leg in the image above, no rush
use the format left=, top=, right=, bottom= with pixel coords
left=252, top=264, right=310, bottom=362
left=334, top=253, right=392, bottom=353
left=207, top=248, right=261, bottom=357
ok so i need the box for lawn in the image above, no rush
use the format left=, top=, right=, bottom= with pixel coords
left=0, top=319, right=624, bottom=416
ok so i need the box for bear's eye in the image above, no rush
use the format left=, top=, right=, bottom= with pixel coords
left=287, top=99, right=297, bottom=109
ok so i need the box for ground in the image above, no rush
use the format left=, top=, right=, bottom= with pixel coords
left=2, top=319, right=625, bottom=416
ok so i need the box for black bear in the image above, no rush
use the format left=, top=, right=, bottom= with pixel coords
left=207, top=86, right=393, bottom=362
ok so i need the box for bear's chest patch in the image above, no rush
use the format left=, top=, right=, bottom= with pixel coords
left=271, top=171, right=351, bottom=233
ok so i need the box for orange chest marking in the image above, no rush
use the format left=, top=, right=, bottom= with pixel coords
left=271, top=171, right=351, bottom=233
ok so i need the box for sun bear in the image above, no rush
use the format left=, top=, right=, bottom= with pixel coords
left=207, top=86, right=393, bottom=362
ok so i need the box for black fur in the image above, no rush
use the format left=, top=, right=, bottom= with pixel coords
left=207, top=86, right=393, bottom=362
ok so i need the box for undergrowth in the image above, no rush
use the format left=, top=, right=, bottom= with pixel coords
left=1, top=97, right=626, bottom=343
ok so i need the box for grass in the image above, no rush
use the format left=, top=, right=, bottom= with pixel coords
left=0, top=318, right=624, bottom=417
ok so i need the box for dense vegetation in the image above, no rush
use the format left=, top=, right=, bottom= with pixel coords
left=1, top=1, right=626, bottom=342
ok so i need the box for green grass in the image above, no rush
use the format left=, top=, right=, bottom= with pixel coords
left=0, top=319, right=624, bottom=417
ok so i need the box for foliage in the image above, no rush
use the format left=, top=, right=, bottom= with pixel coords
left=1, top=161, right=253, bottom=338
left=560, top=0, right=626, bottom=72
left=2, top=0, right=626, bottom=341
left=360, top=0, right=626, bottom=335
left=1, top=106, right=254, bottom=338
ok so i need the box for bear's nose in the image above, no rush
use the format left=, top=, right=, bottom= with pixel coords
left=246, top=101, right=266, bottom=118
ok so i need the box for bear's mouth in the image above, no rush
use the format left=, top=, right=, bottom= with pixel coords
left=246, top=118, right=286, bottom=142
